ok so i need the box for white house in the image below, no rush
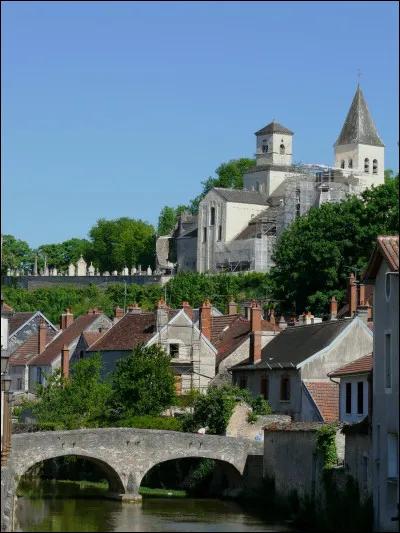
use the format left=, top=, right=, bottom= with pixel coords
left=364, top=236, right=399, bottom=531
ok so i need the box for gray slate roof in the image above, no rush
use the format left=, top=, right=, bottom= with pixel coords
left=334, top=86, right=384, bottom=147
left=213, top=188, right=269, bottom=205
left=255, top=121, right=294, bottom=136
left=231, top=318, right=352, bottom=370
left=234, top=207, right=279, bottom=240
left=244, top=164, right=295, bottom=174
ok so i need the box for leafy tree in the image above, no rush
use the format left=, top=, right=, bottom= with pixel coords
left=89, top=217, right=156, bottom=272
left=37, top=243, right=66, bottom=270
left=1, top=234, right=34, bottom=274
left=157, top=206, right=177, bottom=236
left=270, top=175, right=399, bottom=315
left=110, top=344, right=176, bottom=418
left=187, top=158, right=255, bottom=214
left=23, top=353, right=112, bottom=429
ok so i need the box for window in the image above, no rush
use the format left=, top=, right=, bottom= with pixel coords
left=239, top=377, right=247, bottom=390
left=372, top=159, right=378, bottom=174
left=386, top=273, right=391, bottom=299
left=357, top=381, right=364, bottom=414
left=296, top=188, right=301, bottom=217
left=346, top=382, right=352, bottom=414
left=37, top=367, right=43, bottom=385
left=169, top=344, right=179, bottom=358
left=261, top=377, right=269, bottom=400
left=280, top=376, right=290, bottom=401
left=79, top=351, right=84, bottom=360
left=387, top=433, right=399, bottom=479
left=256, top=181, right=260, bottom=192
left=280, top=144, right=285, bottom=155
left=364, top=158, right=369, bottom=173
left=218, top=225, right=222, bottom=241
left=262, top=144, right=268, bottom=153
left=210, top=207, right=215, bottom=226
left=340, top=160, right=345, bottom=169
left=385, top=333, right=391, bottom=389
left=348, top=159, right=353, bottom=169
left=203, top=227, right=207, bottom=243
left=17, top=378, right=23, bottom=391
left=175, top=374, right=182, bottom=395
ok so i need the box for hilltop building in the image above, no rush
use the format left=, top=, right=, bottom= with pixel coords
left=157, top=85, right=385, bottom=274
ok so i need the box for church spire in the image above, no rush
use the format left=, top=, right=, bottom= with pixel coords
left=334, top=86, right=384, bottom=147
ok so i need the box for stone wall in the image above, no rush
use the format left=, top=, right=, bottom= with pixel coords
left=344, top=432, right=372, bottom=502
left=226, top=402, right=291, bottom=440
left=1, top=275, right=172, bottom=291
left=1, top=463, right=16, bottom=532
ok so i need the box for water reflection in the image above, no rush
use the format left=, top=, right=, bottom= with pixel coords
left=16, top=480, right=293, bottom=532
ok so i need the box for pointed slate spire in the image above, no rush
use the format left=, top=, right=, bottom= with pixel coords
left=334, top=86, right=384, bottom=147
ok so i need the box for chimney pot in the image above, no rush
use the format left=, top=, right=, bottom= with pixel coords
left=330, top=296, right=338, bottom=321
left=200, top=300, right=212, bottom=340
left=61, top=344, right=69, bottom=383
left=60, top=309, right=74, bottom=330
left=250, top=302, right=262, bottom=364
left=228, top=296, right=238, bottom=315
left=180, top=301, right=194, bottom=322
left=39, top=318, right=47, bottom=354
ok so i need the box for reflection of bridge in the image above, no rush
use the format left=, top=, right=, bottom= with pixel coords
left=11, top=428, right=264, bottom=501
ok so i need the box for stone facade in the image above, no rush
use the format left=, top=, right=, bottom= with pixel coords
left=1, top=463, right=16, bottom=532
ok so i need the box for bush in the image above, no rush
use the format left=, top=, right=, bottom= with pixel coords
left=179, top=413, right=199, bottom=433
left=251, top=394, right=273, bottom=415
left=176, top=389, right=202, bottom=408
left=115, top=415, right=183, bottom=432
left=247, top=412, right=258, bottom=424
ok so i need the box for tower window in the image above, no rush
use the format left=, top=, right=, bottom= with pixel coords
left=372, top=159, right=378, bottom=174
left=203, top=227, right=207, bottom=243
left=256, top=181, right=260, bottom=192
left=364, top=158, right=369, bottom=173
left=340, top=160, right=345, bottom=169
left=348, top=159, right=353, bottom=169
left=280, top=144, right=285, bottom=155
left=218, top=225, right=222, bottom=241
left=262, top=144, right=268, bottom=153
left=210, top=207, right=215, bottom=225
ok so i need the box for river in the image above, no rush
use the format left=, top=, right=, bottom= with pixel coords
left=15, top=480, right=295, bottom=532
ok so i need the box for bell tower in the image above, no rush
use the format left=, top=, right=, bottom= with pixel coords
left=254, top=120, right=294, bottom=167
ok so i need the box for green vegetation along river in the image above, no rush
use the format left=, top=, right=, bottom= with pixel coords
left=15, top=479, right=295, bottom=532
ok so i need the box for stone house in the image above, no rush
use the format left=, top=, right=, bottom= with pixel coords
left=230, top=308, right=373, bottom=422
left=363, top=235, right=399, bottom=531
left=328, top=353, right=373, bottom=424
left=8, top=311, right=58, bottom=356
left=27, top=308, right=113, bottom=393
left=85, top=299, right=217, bottom=393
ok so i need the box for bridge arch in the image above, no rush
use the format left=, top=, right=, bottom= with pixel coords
left=16, top=452, right=125, bottom=495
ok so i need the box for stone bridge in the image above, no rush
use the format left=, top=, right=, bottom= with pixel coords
left=11, top=428, right=264, bottom=501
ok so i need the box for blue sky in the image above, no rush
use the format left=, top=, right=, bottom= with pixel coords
left=1, top=1, right=399, bottom=248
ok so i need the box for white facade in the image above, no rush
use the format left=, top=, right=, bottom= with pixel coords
left=255, top=131, right=293, bottom=167
left=334, top=143, right=384, bottom=187
left=338, top=374, right=370, bottom=423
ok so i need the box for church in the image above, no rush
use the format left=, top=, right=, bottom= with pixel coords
left=156, top=85, right=385, bottom=274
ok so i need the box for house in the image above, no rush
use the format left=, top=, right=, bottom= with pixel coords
left=328, top=353, right=373, bottom=424
left=27, top=308, right=112, bottom=393
left=8, top=311, right=58, bottom=355
left=363, top=235, right=399, bottom=531
left=230, top=303, right=373, bottom=422
left=85, top=299, right=217, bottom=393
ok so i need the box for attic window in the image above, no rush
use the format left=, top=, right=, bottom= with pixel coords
left=169, top=344, right=179, bottom=358
left=372, top=159, right=378, bottom=174
left=364, top=158, right=369, bottom=173
left=280, top=144, right=285, bottom=155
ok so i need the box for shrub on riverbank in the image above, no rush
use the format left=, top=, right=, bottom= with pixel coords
left=115, top=415, right=183, bottom=431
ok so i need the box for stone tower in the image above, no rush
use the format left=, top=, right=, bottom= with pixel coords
left=334, top=85, right=385, bottom=187
left=254, top=120, right=294, bottom=167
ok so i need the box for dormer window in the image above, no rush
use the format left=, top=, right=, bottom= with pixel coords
left=280, top=144, right=285, bottom=155
left=340, top=160, right=345, bottom=169
left=373, top=159, right=378, bottom=174
left=364, top=158, right=370, bottom=173
left=348, top=159, right=353, bottom=169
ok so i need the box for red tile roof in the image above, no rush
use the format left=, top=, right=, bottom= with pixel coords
left=32, top=314, right=101, bottom=365
left=378, top=235, right=399, bottom=272
left=212, top=315, right=281, bottom=365
left=329, top=353, right=373, bottom=377
left=9, top=312, right=36, bottom=335
left=9, top=329, right=58, bottom=366
left=83, top=332, right=106, bottom=349
left=303, top=380, right=339, bottom=422
left=2, top=302, right=14, bottom=313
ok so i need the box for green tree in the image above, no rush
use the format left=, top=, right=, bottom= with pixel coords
left=157, top=206, right=177, bottom=236
left=188, top=157, right=255, bottom=214
left=110, top=344, right=176, bottom=418
left=270, top=175, right=399, bottom=315
left=89, top=217, right=156, bottom=272
left=23, top=353, right=112, bottom=429
left=1, top=234, right=34, bottom=274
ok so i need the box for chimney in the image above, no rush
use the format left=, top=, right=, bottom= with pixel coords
left=269, top=308, right=276, bottom=326
left=199, top=299, right=212, bottom=341
left=180, top=301, right=193, bottom=322
left=113, top=306, right=124, bottom=322
left=156, top=297, right=169, bottom=333
left=250, top=300, right=262, bottom=364
left=278, top=315, right=287, bottom=330
left=356, top=304, right=369, bottom=325
left=38, top=318, right=47, bottom=354
left=61, top=344, right=69, bottom=382
left=60, top=309, right=74, bottom=330
left=228, top=296, right=238, bottom=315
left=347, top=273, right=357, bottom=316
left=359, top=284, right=366, bottom=305
left=129, top=302, right=142, bottom=314
left=92, top=308, right=102, bottom=315
left=330, top=296, right=338, bottom=321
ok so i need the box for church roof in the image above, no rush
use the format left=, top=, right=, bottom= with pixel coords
left=213, top=188, right=268, bottom=205
left=334, top=86, right=384, bottom=147
left=255, top=120, right=294, bottom=136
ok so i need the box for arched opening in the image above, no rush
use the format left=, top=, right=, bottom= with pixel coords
left=262, top=143, right=268, bottom=153
left=372, top=159, right=378, bottom=174
left=280, top=144, right=285, bottom=155
left=17, top=454, right=125, bottom=497
left=364, top=158, right=369, bottom=173
left=348, top=159, right=353, bottom=169
left=139, top=457, right=243, bottom=498
left=340, top=160, right=345, bottom=169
